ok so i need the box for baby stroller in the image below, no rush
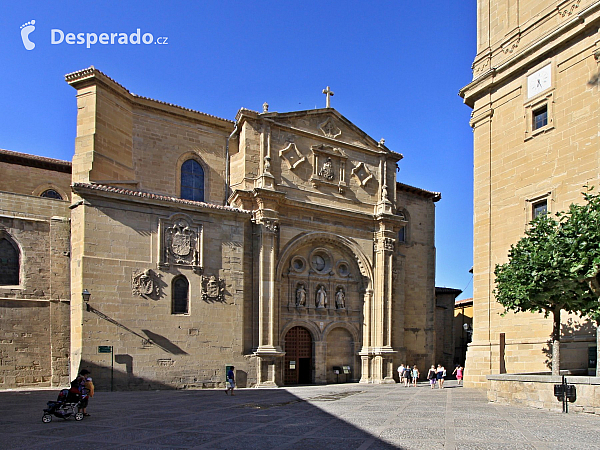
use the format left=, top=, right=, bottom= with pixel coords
left=42, top=388, right=84, bottom=422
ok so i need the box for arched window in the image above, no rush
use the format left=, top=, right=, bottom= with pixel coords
left=172, top=276, right=189, bottom=314
left=0, top=237, right=20, bottom=285
left=180, top=160, right=204, bottom=202
left=40, top=189, right=63, bottom=200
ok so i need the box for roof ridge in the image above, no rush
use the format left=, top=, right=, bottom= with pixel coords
left=65, top=66, right=234, bottom=124
left=0, top=148, right=71, bottom=165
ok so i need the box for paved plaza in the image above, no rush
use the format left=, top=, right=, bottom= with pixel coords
left=1, top=381, right=599, bottom=449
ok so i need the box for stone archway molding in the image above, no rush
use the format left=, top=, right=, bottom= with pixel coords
left=276, top=231, right=373, bottom=290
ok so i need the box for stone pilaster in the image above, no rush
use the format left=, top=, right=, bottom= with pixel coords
left=360, top=219, right=397, bottom=383
left=252, top=188, right=286, bottom=386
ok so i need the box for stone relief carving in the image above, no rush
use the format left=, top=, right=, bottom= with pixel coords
left=159, top=215, right=202, bottom=272
left=319, top=117, right=341, bottom=138
left=319, top=157, right=335, bottom=181
left=559, top=0, right=580, bottom=17
left=315, top=285, right=327, bottom=308
left=351, top=161, right=373, bottom=187
left=310, top=144, right=347, bottom=191
left=279, top=143, right=306, bottom=170
left=375, top=237, right=395, bottom=253
left=201, top=275, right=225, bottom=302
left=263, top=219, right=280, bottom=234
left=132, top=269, right=159, bottom=297
left=335, top=287, right=345, bottom=309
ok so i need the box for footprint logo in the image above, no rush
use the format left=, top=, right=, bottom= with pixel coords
left=20, top=20, right=36, bottom=50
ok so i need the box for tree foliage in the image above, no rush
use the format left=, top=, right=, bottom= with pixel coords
left=494, top=186, right=600, bottom=324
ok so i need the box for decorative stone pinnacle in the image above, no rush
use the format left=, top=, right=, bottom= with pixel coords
left=322, top=86, right=334, bottom=108
left=263, top=102, right=269, bottom=113
left=379, top=138, right=385, bottom=147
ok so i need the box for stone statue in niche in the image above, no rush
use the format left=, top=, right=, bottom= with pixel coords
left=316, top=285, right=327, bottom=308
left=335, top=287, right=345, bottom=309
left=296, top=283, right=307, bottom=306
left=319, top=157, right=335, bottom=181
left=201, top=275, right=225, bottom=302
left=132, top=269, right=159, bottom=297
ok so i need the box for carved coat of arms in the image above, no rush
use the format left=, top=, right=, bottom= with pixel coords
left=201, top=275, right=225, bottom=302
left=165, top=219, right=198, bottom=265
left=132, top=269, right=159, bottom=297
left=319, top=157, right=335, bottom=181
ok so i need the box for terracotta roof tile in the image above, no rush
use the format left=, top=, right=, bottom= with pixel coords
left=396, top=181, right=441, bottom=202
left=0, top=148, right=71, bottom=173
left=72, top=182, right=251, bottom=214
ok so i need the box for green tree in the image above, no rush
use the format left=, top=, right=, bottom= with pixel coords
left=494, top=188, right=600, bottom=376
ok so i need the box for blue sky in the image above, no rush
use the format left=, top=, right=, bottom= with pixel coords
left=2, top=1, right=476, bottom=299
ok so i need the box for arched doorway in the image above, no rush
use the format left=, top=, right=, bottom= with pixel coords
left=326, top=327, right=355, bottom=384
left=284, top=326, right=312, bottom=385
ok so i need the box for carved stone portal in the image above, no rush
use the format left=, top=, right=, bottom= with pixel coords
left=159, top=215, right=202, bottom=272
left=132, top=269, right=159, bottom=297
left=202, top=275, right=225, bottom=302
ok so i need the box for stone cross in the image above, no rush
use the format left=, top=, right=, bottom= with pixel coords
left=322, top=86, right=334, bottom=108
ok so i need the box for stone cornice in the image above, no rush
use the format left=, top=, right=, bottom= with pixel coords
left=460, top=1, right=600, bottom=108
left=235, top=108, right=403, bottom=161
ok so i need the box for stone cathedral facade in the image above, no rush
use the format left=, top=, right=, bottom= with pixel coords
left=0, top=67, right=440, bottom=390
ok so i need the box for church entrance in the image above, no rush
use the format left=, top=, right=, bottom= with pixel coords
left=284, top=326, right=312, bottom=385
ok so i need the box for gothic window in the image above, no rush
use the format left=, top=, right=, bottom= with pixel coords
left=398, top=226, right=406, bottom=243
left=172, top=276, right=189, bottom=314
left=180, top=159, right=204, bottom=202
left=40, top=189, right=63, bottom=200
left=0, top=237, right=20, bottom=285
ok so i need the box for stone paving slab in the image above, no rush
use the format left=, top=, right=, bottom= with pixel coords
left=0, top=381, right=599, bottom=449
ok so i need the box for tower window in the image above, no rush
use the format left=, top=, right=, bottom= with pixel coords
left=172, top=276, right=189, bottom=314
left=532, top=106, right=548, bottom=131
left=181, top=160, right=204, bottom=202
left=533, top=200, right=547, bottom=218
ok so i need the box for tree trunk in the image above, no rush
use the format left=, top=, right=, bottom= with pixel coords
left=596, top=324, right=600, bottom=377
left=552, top=307, right=561, bottom=376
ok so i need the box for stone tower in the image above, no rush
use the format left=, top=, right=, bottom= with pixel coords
left=460, top=1, right=600, bottom=387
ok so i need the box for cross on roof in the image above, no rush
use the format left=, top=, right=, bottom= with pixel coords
left=322, top=86, right=334, bottom=108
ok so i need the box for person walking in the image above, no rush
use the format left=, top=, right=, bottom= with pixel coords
left=453, top=365, right=464, bottom=386
left=427, top=365, right=437, bottom=389
left=225, top=366, right=235, bottom=396
left=403, top=363, right=411, bottom=387
left=397, top=364, right=405, bottom=384
left=411, top=365, right=419, bottom=387
left=436, top=364, right=445, bottom=389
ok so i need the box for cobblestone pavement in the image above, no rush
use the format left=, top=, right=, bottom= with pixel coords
left=1, top=381, right=599, bottom=449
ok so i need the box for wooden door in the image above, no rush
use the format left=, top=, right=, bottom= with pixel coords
left=284, top=326, right=312, bottom=385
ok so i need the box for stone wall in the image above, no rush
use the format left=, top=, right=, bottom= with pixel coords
left=0, top=192, right=71, bottom=388
left=488, top=374, right=600, bottom=415
left=71, top=191, right=254, bottom=390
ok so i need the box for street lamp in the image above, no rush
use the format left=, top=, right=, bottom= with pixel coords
left=82, top=289, right=91, bottom=303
